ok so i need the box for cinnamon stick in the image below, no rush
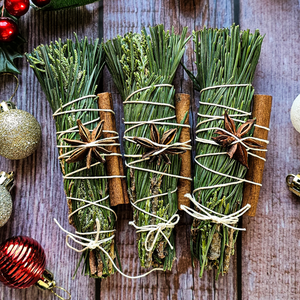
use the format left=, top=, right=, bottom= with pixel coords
left=97, top=92, right=129, bottom=206
left=242, top=94, right=272, bottom=216
left=175, top=93, right=192, bottom=209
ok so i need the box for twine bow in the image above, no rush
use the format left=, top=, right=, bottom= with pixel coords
left=129, top=214, right=180, bottom=251
left=54, top=219, right=164, bottom=279
left=54, top=218, right=115, bottom=253
left=181, top=194, right=251, bottom=231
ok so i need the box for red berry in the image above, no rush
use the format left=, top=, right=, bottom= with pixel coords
left=31, top=0, right=51, bottom=7
left=0, top=17, right=18, bottom=42
left=4, top=0, right=30, bottom=17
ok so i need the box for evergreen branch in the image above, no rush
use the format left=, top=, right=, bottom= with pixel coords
left=26, top=36, right=116, bottom=278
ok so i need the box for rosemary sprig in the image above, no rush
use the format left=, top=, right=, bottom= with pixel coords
left=26, top=36, right=116, bottom=278
left=187, top=24, right=263, bottom=279
left=104, top=25, right=189, bottom=270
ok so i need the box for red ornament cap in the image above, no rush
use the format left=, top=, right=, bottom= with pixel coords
left=0, top=236, right=46, bottom=289
left=0, top=17, right=18, bottom=42
left=4, top=0, right=30, bottom=17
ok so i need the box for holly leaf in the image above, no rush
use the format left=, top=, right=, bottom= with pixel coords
left=0, top=8, right=26, bottom=74
left=34, top=0, right=100, bottom=11
left=0, top=35, right=25, bottom=74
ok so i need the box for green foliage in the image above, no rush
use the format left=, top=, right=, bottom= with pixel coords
left=33, top=0, right=100, bottom=11
left=0, top=8, right=26, bottom=74
left=26, top=36, right=115, bottom=278
left=104, top=25, right=190, bottom=270
left=187, top=24, right=263, bottom=279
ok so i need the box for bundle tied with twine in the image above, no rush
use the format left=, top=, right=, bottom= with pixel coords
left=184, top=24, right=266, bottom=279
left=26, top=36, right=119, bottom=278
left=105, top=25, right=191, bottom=270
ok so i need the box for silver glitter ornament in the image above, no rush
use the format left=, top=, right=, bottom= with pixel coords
left=0, top=171, right=14, bottom=227
left=0, top=101, right=41, bottom=160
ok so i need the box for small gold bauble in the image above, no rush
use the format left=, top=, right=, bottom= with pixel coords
left=0, top=171, right=14, bottom=227
left=0, top=102, right=41, bottom=160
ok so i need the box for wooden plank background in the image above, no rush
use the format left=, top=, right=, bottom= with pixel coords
left=0, top=0, right=299, bottom=299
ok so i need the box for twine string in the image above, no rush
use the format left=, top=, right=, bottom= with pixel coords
left=124, top=84, right=192, bottom=251
left=129, top=214, right=180, bottom=251
left=181, top=194, right=251, bottom=231
left=53, top=94, right=126, bottom=180
left=0, top=73, right=19, bottom=101
left=54, top=218, right=164, bottom=279
left=53, top=94, right=131, bottom=277
left=185, top=84, right=270, bottom=226
left=195, top=83, right=270, bottom=191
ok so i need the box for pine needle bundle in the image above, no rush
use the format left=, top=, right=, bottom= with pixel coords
left=186, top=24, right=264, bottom=278
left=104, top=25, right=189, bottom=270
left=26, top=36, right=117, bottom=278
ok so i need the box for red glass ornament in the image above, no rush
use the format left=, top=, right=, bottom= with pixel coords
left=0, top=17, right=18, bottom=42
left=31, top=0, right=51, bottom=7
left=4, top=0, right=30, bottom=17
left=0, top=236, right=46, bottom=289
left=0, top=236, right=71, bottom=299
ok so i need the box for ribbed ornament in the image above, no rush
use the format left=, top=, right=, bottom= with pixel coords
left=0, top=236, right=46, bottom=289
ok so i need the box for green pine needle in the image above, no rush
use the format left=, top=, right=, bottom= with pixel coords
left=104, top=24, right=190, bottom=270
left=26, top=35, right=116, bottom=278
left=187, top=24, right=263, bottom=279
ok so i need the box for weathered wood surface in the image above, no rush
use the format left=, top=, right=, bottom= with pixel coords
left=240, top=1, right=300, bottom=299
left=101, top=1, right=237, bottom=300
left=0, top=0, right=299, bottom=299
left=0, top=3, right=101, bottom=300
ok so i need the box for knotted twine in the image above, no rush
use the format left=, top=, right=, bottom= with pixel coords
left=124, top=84, right=192, bottom=252
left=53, top=94, right=164, bottom=278
left=181, top=84, right=270, bottom=230
left=53, top=95, right=127, bottom=274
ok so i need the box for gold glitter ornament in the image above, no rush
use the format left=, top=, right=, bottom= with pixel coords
left=0, top=171, right=14, bottom=227
left=0, top=101, right=41, bottom=160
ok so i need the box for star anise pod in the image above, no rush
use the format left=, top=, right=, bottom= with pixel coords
left=133, top=124, right=186, bottom=165
left=63, top=119, right=113, bottom=169
left=212, top=111, right=263, bottom=168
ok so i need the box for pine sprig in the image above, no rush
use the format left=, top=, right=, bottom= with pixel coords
left=105, top=25, right=189, bottom=270
left=187, top=24, right=263, bottom=279
left=26, top=36, right=116, bottom=278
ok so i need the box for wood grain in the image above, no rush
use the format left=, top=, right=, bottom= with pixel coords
left=240, top=1, right=300, bottom=299
left=0, top=3, right=100, bottom=300
left=0, top=0, right=297, bottom=299
left=101, top=1, right=237, bottom=299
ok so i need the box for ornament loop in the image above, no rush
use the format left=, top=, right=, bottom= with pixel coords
left=0, top=101, right=17, bottom=112
left=0, top=73, right=19, bottom=102
left=0, top=171, right=14, bottom=192
left=50, top=285, right=71, bottom=300
left=286, top=174, right=300, bottom=197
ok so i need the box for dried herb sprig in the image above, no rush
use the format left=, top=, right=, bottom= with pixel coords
left=186, top=24, right=263, bottom=279
left=26, top=36, right=117, bottom=278
left=105, top=25, right=189, bottom=270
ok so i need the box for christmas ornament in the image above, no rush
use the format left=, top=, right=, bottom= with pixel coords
left=0, top=171, right=14, bottom=227
left=4, top=0, right=30, bottom=17
left=0, top=236, right=71, bottom=299
left=0, top=101, right=41, bottom=160
left=286, top=174, right=300, bottom=197
left=31, top=0, right=51, bottom=7
left=0, top=17, right=18, bottom=42
left=291, top=94, right=300, bottom=133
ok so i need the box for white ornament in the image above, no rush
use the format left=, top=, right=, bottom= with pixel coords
left=291, top=94, right=300, bottom=133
